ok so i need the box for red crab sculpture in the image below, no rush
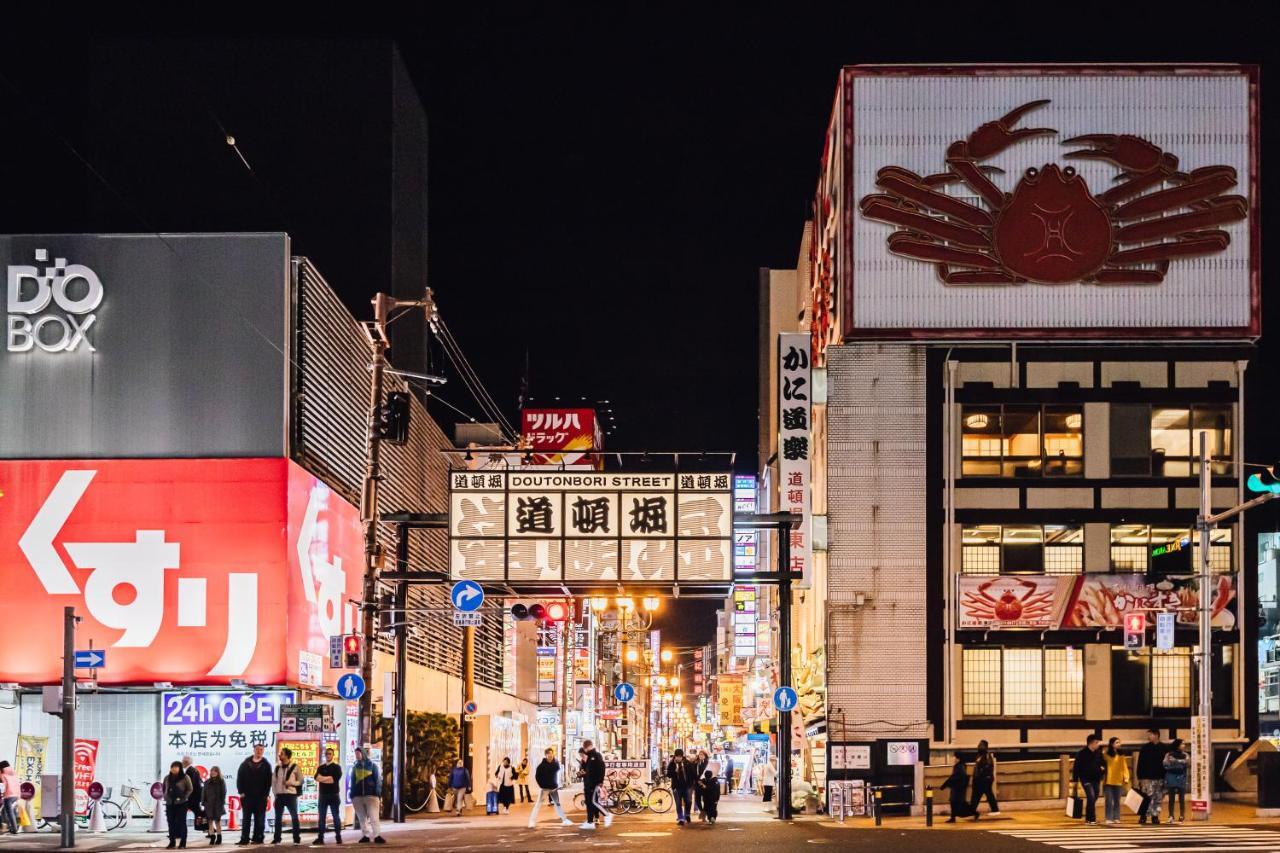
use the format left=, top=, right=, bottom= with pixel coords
left=859, top=100, right=1248, bottom=285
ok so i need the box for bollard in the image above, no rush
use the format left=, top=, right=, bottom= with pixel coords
left=427, top=775, right=440, bottom=813
left=874, top=788, right=882, bottom=826
left=925, top=787, right=933, bottom=827
left=88, top=799, right=107, bottom=833
left=150, top=800, right=168, bottom=834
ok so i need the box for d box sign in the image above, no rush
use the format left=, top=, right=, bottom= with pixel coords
left=6, top=249, right=103, bottom=352
left=0, top=458, right=364, bottom=686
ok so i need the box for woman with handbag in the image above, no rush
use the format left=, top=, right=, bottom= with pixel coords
left=1101, top=737, right=1131, bottom=825
left=201, top=767, right=226, bottom=845
left=494, top=757, right=517, bottom=814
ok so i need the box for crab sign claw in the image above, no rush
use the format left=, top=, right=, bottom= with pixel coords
left=1062, top=133, right=1173, bottom=175
left=949, top=99, right=1056, bottom=160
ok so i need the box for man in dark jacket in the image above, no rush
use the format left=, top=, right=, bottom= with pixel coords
left=1071, top=735, right=1104, bottom=826
left=1136, top=729, right=1169, bottom=824
left=235, top=745, right=272, bottom=846
left=666, top=749, right=696, bottom=825
left=182, top=756, right=204, bottom=828
left=528, top=748, right=572, bottom=828
left=577, top=740, right=609, bottom=829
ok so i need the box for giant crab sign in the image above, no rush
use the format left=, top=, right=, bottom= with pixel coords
left=858, top=100, right=1248, bottom=285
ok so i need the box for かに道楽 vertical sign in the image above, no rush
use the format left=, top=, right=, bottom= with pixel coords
left=778, top=333, right=811, bottom=589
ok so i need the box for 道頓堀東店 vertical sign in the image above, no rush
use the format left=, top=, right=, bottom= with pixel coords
left=778, top=333, right=812, bottom=588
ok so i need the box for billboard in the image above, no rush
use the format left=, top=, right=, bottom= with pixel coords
left=0, top=458, right=362, bottom=686
left=819, top=66, right=1259, bottom=340
left=449, top=470, right=733, bottom=586
left=956, top=574, right=1237, bottom=630
left=0, top=233, right=291, bottom=458
left=521, top=408, right=603, bottom=468
left=778, top=334, right=812, bottom=588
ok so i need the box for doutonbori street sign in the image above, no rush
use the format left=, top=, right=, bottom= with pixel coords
left=449, top=471, right=733, bottom=590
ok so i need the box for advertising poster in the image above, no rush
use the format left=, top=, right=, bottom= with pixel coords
left=957, top=574, right=1237, bottom=630
left=72, top=739, right=99, bottom=815
left=160, top=690, right=296, bottom=795
left=717, top=675, right=744, bottom=727
left=521, top=408, right=603, bottom=468
left=15, top=735, right=47, bottom=813
left=274, top=735, right=340, bottom=821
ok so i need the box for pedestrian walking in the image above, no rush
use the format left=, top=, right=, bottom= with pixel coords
left=722, top=755, right=734, bottom=796
left=1136, top=728, right=1169, bottom=824
left=1102, top=737, right=1131, bottom=825
left=271, top=747, right=303, bottom=845
left=164, top=761, right=194, bottom=849
left=760, top=757, right=776, bottom=804
left=516, top=758, right=531, bottom=803
left=528, top=748, right=573, bottom=828
left=493, top=757, right=517, bottom=814
left=447, top=760, right=471, bottom=816
left=350, top=747, right=386, bottom=844
left=968, top=740, right=999, bottom=820
left=577, top=739, right=610, bottom=829
left=940, top=755, right=969, bottom=822
left=1163, top=738, right=1189, bottom=824
left=1071, top=735, right=1104, bottom=826
left=698, top=771, right=720, bottom=824
left=313, top=747, right=343, bottom=845
left=183, top=756, right=205, bottom=835
left=0, top=760, right=19, bottom=835
left=202, top=766, right=226, bottom=846
left=666, top=749, right=696, bottom=825
left=235, top=744, right=272, bottom=846
left=692, top=750, right=709, bottom=816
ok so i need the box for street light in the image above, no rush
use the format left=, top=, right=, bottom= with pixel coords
left=625, top=648, right=639, bottom=663
left=642, top=596, right=661, bottom=612
left=616, top=596, right=635, bottom=612
left=590, top=596, right=610, bottom=612
left=660, top=648, right=673, bottom=663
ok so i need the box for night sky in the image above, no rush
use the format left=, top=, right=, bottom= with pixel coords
left=3, top=6, right=1279, bottom=649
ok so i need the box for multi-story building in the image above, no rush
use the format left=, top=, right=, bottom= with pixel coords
left=763, top=65, right=1261, bottom=782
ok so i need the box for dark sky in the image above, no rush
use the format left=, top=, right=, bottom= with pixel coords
left=3, top=5, right=1278, bottom=649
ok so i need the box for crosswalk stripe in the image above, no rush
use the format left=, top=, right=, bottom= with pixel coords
left=990, top=825, right=1280, bottom=852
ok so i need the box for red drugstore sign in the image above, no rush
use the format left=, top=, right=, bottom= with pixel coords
left=0, top=459, right=364, bottom=686
left=521, top=408, right=602, bottom=467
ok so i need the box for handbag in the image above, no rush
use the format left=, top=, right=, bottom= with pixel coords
left=1065, top=783, right=1083, bottom=819
left=1124, top=787, right=1145, bottom=814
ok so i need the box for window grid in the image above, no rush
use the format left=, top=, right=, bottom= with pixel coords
left=960, top=525, right=1083, bottom=576
left=1044, top=648, right=1085, bottom=716
left=1110, top=545, right=1148, bottom=572
left=961, top=405, right=1083, bottom=479
left=961, top=648, right=1003, bottom=716
left=1152, top=648, right=1192, bottom=709
left=1044, top=545, right=1083, bottom=576
left=961, top=546, right=1001, bottom=576
left=1003, top=648, right=1044, bottom=716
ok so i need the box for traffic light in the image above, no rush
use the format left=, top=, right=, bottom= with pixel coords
left=375, top=392, right=411, bottom=445
left=1124, top=613, right=1146, bottom=650
left=343, top=634, right=363, bottom=668
left=1248, top=464, right=1280, bottom=494
left=544, top=601, right=569, bottom=623
left=510, top=600, right=569, bottom=624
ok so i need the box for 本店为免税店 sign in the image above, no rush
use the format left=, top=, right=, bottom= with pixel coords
left=448, top=471, right=733, bottom=585
left=778, top=333, right=812, bottom=589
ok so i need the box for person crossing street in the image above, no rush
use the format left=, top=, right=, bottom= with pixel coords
left=1137, top=729, right=1170, bottom=825
left=528, top=748, right=573, bottom=828
left=577, top=740, right=610, bottom=829
left=666, top=749, right=696, bottom=826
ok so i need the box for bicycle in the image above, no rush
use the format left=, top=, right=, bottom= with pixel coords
left=117, top=782, right=155, bottom=828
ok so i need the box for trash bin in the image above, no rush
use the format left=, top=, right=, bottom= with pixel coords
left=1258, top=751, right=1280, bottom=808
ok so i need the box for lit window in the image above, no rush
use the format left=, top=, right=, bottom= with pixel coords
left=962, top=524, right=1082, bottom=576
left=961, top=648, right=1002, bottom=716
left=961, top=405, right=1083, bottom=478
left=1152, top=648, right=1191, bottom=709
left=1003, top=649, right=1043, bottom=716
left=1112, top=525, right=1232, bottom=573
left=1045, top=648, right=1084, bottom=716
left=962, top=647, right=1083, bottom=718
left=1113, top=404, right=1232, bottom=477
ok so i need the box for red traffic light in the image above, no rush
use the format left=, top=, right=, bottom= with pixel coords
left=545, top=602, right=568, bottom=622
left=343, top=634, right=362, bottom=668
left=1125, top=613, right=1146, bottom=633
left=528, top=603, right=548, bottom=621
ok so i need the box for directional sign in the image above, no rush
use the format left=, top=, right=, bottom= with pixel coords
left=74, top=650, right=105, bottom=669
left=336, top=673, right=366, bottom=701
left=464, top=700, right=478, bottom=715
left=329, top=635, right=344, bottom=669
left=451, top=580, right=485, bottom=612
left=453, top=611, right=483, bottom=628
left=773, top=686, right=798, bottom=713
left=614, top=682, right=636, bottom=703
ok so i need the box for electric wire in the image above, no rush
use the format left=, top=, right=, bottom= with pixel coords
left=436, top=320, right=515, bottom=436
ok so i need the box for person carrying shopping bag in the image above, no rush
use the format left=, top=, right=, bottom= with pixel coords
left=447, top=760, right=472, bottom=816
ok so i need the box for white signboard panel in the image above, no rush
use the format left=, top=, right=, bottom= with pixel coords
left=839, top=66, right=1258, bottom=339
left=450, top=471, right=732, bottom=585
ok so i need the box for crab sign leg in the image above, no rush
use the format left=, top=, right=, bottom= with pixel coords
left=1109, top=230, right=1231, bottom=264
left=940, top=266, right=1021, bottom=285
left=875, top=170, right=994, bottom=227
left=1092, top=267, right=1166, bottom=285
left=859, top=196, right=991, bottom=247
left=946, top=158, right=1006, bottom=209
left=1115, top=201, right=1247, bottom=243
left=1096, top=169, right=1171, bottom=205
left=1114, top=170, right=1238, bottom=219
left=886, top=232, right=1001, bottom=269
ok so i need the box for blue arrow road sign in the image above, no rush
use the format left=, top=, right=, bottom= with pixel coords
left=337, top=673, right=366, bottom=701
left=614, top=683, right=635, bottom=703
left=773, top=686, right=798, bottom=713
left=451, top=580, right=485, bottom=612
left=74, top=650, right=105, bottom=669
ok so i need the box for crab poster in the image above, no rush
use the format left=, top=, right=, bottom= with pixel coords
left=957, top=574, right=1236, bottom=631
left=832, top=66, right=1258, bottom=338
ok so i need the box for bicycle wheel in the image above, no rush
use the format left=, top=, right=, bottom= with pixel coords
left=608, top=789, right=635, bottom=816
left=573, top=791, right=586, bottom=811
left=647, top=787, right=673, bottom=814
left=99, top=799, right=124, bottom=830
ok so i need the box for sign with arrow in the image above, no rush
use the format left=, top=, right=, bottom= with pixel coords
left=451, top=580, right=484, bottom=612
left=74, top=650, right=106, bottom=669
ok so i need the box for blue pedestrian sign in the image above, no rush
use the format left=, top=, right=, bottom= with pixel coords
left=74, top=650, right=105, bottom=669
left=337, top=673, right=366, bottom=700
left=773, top=686, right=798, bottom=713
left=451, top=580, right=485, bottom=612
left=614, top=682, right=635, bottom=703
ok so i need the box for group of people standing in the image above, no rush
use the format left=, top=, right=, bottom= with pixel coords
left=160, top=756, right=222, bottom=848
left=664, top=749, right=721, bottom=826
left=1071, top=729, right=1189, bottom=826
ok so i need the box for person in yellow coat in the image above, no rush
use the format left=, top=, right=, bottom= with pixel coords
left=1102, top=737, right=1131, bottom=825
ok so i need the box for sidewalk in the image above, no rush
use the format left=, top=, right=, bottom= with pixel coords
left=819, top=798, right=1277, bottom=830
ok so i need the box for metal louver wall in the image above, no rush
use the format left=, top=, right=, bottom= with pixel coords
left=825, top=343, right=929, bottom=739
left=293, top=258, right=503, bottom=692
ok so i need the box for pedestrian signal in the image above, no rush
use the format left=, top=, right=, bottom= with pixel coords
left=343, top=634, right=363, bottom=668
left=1123, top=613, right=1146, bottom=650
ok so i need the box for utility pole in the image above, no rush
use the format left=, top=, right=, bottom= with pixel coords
left=461, top=626, right=475, bottom=776
left=357, top=291, right=436, bottom=751
left=60, top=607, right=76, bottom=850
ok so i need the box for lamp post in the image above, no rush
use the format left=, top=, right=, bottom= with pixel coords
left=591, top=594, right=660, bottom=759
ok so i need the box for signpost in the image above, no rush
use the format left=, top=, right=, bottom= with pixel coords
left=463, top=700, right=478, bottom=715
left=773, top=686, right=798, bottom=713
left=451, top=580, right=485, bottom=612
left=613, top=683, right=635, bottom=703
left=73, top=650, right=104, bottom=669
left=336, top=673, right=366, bottom=701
